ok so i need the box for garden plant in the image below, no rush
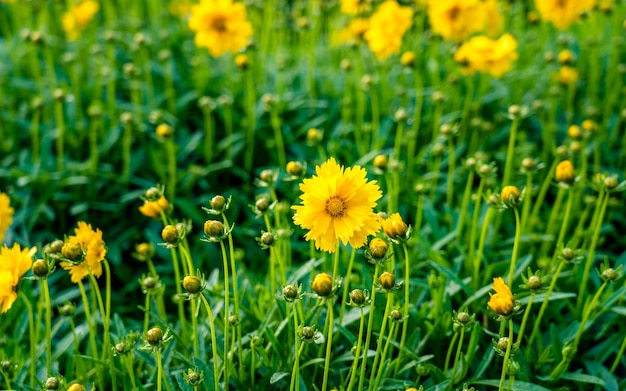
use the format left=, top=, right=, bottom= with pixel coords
left=0, top=0, right=626, bottom=390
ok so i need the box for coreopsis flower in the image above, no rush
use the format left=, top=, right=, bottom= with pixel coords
left=0, top=244, right=35, bottom=313
left=556, top=66, right=578, bottom=85
left=487, top=277, right=514, bottom=316
left=62, top=0, right=100, bottom=41
left=188, top=0, right=253, bottom=57
left=535, top=0, right=596, bottom=30
left=332, top=18, right=370, bottom=46
left=139, top=196, right=169, bottom=218
left=292, top=157, right=382, bottom=253
left=454, top=34, right=518, bottom=78
left=555, top=160, right=575, bottom=183
left=381, top=213, right=408, bottom=240
left=340, top=0, right=370, bottom=15
left=60, top=222, right=107, bottom=283
left=364, top=0, right=414, bottom=60
left=0, top=192, right=13, bottom=244
left=427, top=0, right=488, bottom=42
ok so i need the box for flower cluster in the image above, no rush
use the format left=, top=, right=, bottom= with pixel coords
left=62, top=0, right=100, bottom=41
left=535, top=0, right=596, bottom=30
left=60, top=222, right=107, bottom=283
left=427, top=0, right=502, bottom=42
left=454, top=34, right=518, bottom=78
left=364, top=0, right=414, bottom=60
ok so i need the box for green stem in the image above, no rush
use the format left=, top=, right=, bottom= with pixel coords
left=125, top=354, right=138, bottom=390
left=502, top=117, right=520, bottom=188
left=143, top=292, right=151, bottom=334
left=368, top=293, right=393, bottom=391
left=456, top=169, right=475, bottom=245
left=577, top=190, right=609, bottom=314
left=77, top=280, right=101, bottom=389
left=219, top=240, right=231, bottom=391
left=54, top=99, right=65, bottom=172
left=200, top=293, right=221, bottom=391
left=339, top=248, right=357, bottom=325
left=520, top=173, right=533, bottom=234
left=122, top=122, right=132, bottom=183
left=346, top=307, right=365, bottom=391
left=321, top=299, right=334, bottom=391
left=450, top=327, right=466, bottom=387
left=394, top=243, right=411, bottom=376
left=473, top=207, right=494, bottom=288
left=166, top=139, right=176, bottom=204
left=42, top=279, right=52, bottom=375
left=508, top=207, right=522, bottom=286
left=516, top=293, right=534, bottom=346
left=223, top=213, right=243, bottom=377
left=358, top=263, right=380, bottom=391
left=446, top=138, right=456, bottom=207
left=610, top=330, right=626, bottom=373
left=270, top=107, right=287, bottom=170
left=156, top=349, right=163, bottom=391
left=529, top=260, right=566, bottom=346
left=443, top=332, right=459, bottom=374
left=203, top=106, right=215, bottom=164
left=498, top=319, right=515, bottom=391
left=19, top=292, right=36, bottom=388
left=290, top=303, right=301, bottom=391
left=374, top=319, right=397, bottom=388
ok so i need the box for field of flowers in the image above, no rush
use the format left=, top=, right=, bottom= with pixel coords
left=1, top=0, right=625, bottom=390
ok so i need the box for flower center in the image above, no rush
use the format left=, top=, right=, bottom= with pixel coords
left=212, top=16, right=227, bottom=32
left=325, top=195, right=346, bottom=218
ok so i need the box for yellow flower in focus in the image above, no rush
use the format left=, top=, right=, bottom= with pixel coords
left=0, top=244, right=35, bottom=313
left=427, top=0, right=486, bottom=42
left=364, top=0, right=414, bottom=60
left=188, top=0, right=253, bottom=57
left=60, top=222, right=106, bottom=283
left=453, top=34, right=518, bottom=78
left=556, top=66, right=578, bottom=85
left=62, top=0, right=100, bottom=41
left=0, top=192, right=14, bottom=244
left=340, top=0, right=370, bottom=15
left=381, top=213, right=408, bottom=239
left=139, top=196, right=169, bottom=219
left=535, top=0, right=596, bottom=30
left=487, top=277, right=514, bottom=316
left=332, top=18, right=370, bottom=46
left=292, top=157, right=382, bottom=253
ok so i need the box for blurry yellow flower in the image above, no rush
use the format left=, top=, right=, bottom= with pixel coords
left=169, top=1, right=193, bottom=17
left=62, top=0, right=100, bottom=41
left=483, top=0, right=503, bottom=37
left=364, top=0, right=414, bottom=60
left=60, top=222, right=106, bottom=283
left=0, top=192, right=13, bottom=244
left=453, top=34, right=518, bottom=78
left=0, top=244, right=35, bottom=313
left=555, top=160, right=575, bottom=183
left=292, top=157, right=382, bottom=253
left=139, top=196, right=169, bottom=219
left=340, top=0, right=370, bottom=15
left=427, top=0, right=486, bottom=42
left=558, top=49, right=575, bottom=65
left=381, top=213, right=408, bottom=239
left=535, top=0, right=596, bottom=30
left=188, top=0, right=253, bottom=57
left=556, top=66, right=578, bottom=85
left=332, top=18, right=370, bottom=46
left=487, top=277, right=514, bottom=316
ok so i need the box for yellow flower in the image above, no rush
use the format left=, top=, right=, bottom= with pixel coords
left=364, top=0, right=414, bottom=60
left=139, top=196, right=169, bottom=219
left=0, top=192, right=14, bottom=244
left=487, top=277, right=514, bottom=316
left=332, top=18, right=370, bottom=46
left=340, top=0, right=370, bottom=15
left=188, top=0, right=253, bottom=57
left=535, top=0, right=596, bottom=30
left=453, top=34, right=518, bottom=78
left=0, top=244, right=35, bottom=313
left=60, top=222, right=106, bottom=283
left=555, top=160, right=575, bottom=183
left=169, top=1, right=193, bottom=17
left=292, top=157, right=382, bottom=253
left=556, top=66, right=578, bottom=85
left=427, top=0, right=487, bottom=42
left=381, top=213, right=408, bottom=239
left=483, top=0, right=503, bottom=37
left=62, top=0, right=99, bottom=41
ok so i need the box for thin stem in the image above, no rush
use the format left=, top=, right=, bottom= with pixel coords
left=502, top=117, right=520, bottom=187
left=508, top=207, right=522, bottom=286
left=223, top=212, right=243, bottom=377
left=450, top=327, right=466, bottom=387
left=156, top=349, right=163, bottom=391
left=368, top=293, right=393, bottom=391
left=19, top=292, right=36, bottom=388
left=358, top=263, right=380, bottom=391
left=529, top=260, right=566, bottom=346
left=394, top=243, right=411, bottom=376
left=339, top=248, right=357, bottom=325
left=42, top=279, right=52, bottom=375
left=516, top=293, right=534, bottom=346
left=473, top=207, right=494, bottom=288
left=219, top=240, right=231, bottom=391
left=77, top=280, right=101, bottom=388
left=446, top=138, right=456, bottom=207
left=200, top=293, right=221, bottom=391
left=346, top=307, right=365, bottom=391
left=498, top=319, right=515, bottom=391
left=321, top=299, right=334, bottom=391
left=289, top=303, right=301, bottom=391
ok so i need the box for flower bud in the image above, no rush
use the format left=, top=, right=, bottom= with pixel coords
left=306, top=128, right=323, bottom=144
left=60, top=303, right=75, bottom=317
left=349, top=289, right=365, bottom=305
left=390, top=309, right=402, bottom=320
left=161, top=225, right=179, bottom=244
left=286, top=161, right=304, bottom=176
left=369, top=238, right=388, bottom=259
left=45, top=377, right=60, bottom=390
left=182, top=276, right=202, bottom=294
left=457, top=311, right=471, bottom=325
left=146, top=327, right=163, bottom=346
left=555, top=160, right=575, bottom=183
left=115, top=343, right=126, bottom=354
left=67, top=385, right=86, bottom=391
left=203, top=220, right=224, bottom=237
left=187, top=370, right=202, bottom=385
left=561, top=247, right=576, bottom=261
left=283, top=285, right=298, bottom=301
left=62, top=242, right=83, bottom=261
left=382, top=213, right=407, bottom=239
left=312, top=272, right=333, bottom=297
left=259, top=169, right=274, bottom=183
left=401, top=51, right=416, bottom=67
left=255, top=198, right=270, bottom=213
left=528, top=275, right=542, bottom=290
left=508, top=105, right=521, bottom=117
left=521, top=158, right=536, bottom=170
left=48, top=239, right=64, bottom=254
left=602, top=268, right=617, bottom=282
left=210, top=195, right=226, bottom=211
left=379, top=272, right=396, bottom=290
left=604, top=176, right=618, bottom=190
left=373, top=155, right=387, bottom=170
left=259, top=232, right=274, bottom=246
left=228, top=315, right=239, bottom=326
left=156, top=124, right=172, bottom=138
left=32, top=259, right=49, bottom=277
left=497, top=337, right=509, bottom=351
left=302, top=326, right=315, bottom=340
left=568, top=125, right=582, bottom=139
left=500, top=186, right=521, bottom=204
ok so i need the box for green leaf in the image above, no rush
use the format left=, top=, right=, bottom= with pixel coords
left=270, top=372, right=290, bottom=384
left=472, top=379, right=552, bottom=390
